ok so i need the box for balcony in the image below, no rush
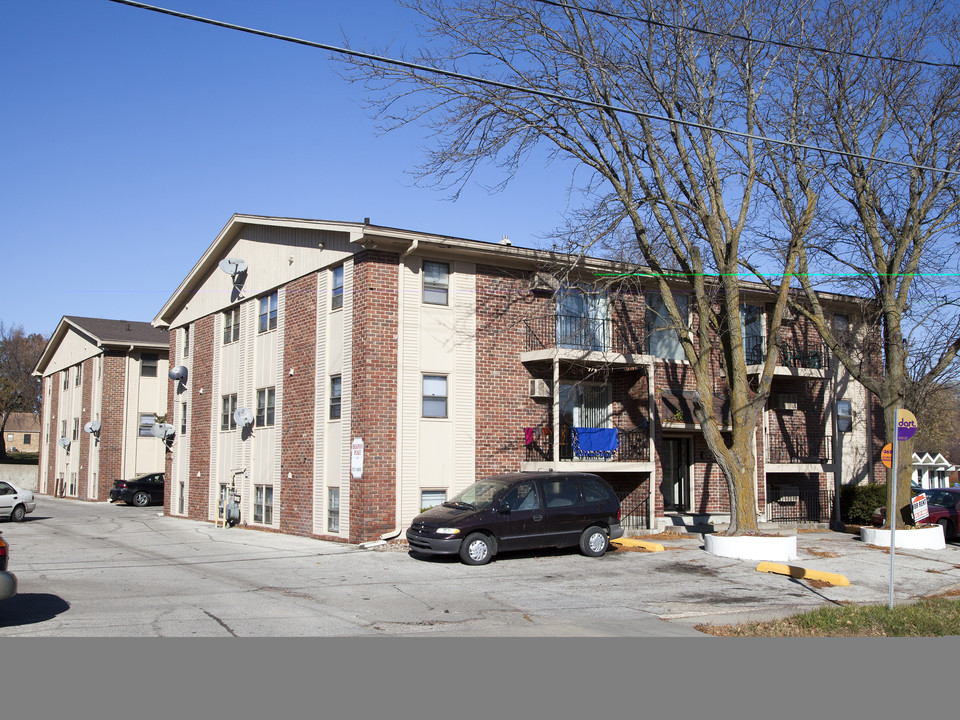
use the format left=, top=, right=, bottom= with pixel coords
left=524, top=424, right=650, bottom=463
left=745, top=339, right=829, bottom=375
left=523, top=315, right=644, bottom=357
left=766, top=434, right=832, bottom=465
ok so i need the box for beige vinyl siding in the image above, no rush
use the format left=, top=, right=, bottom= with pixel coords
left=312, top=270, right=328, bottom=535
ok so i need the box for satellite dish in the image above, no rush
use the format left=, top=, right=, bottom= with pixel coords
left=168, top=365, right=188, bottom=382
left=83, top=420, right=101, bottom=434
left=218, top=258, right=248, bottom=276
left=150, top=423, right=176, bottom=439
left=234, top=407, right=254, bottom=427
left=58, top=437, right=71, bottom=449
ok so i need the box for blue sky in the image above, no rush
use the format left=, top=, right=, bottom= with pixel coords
left=2, top=0, right=576, bottom=336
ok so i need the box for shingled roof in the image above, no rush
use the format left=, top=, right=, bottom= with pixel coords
left=63, top=316, right=168, bottom=347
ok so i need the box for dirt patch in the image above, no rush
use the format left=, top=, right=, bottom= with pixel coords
left=804, top=548, right=841, bottom=559
left=925, top=588, right=960, bottom=598
left=806, top=579, right=833, bottom=589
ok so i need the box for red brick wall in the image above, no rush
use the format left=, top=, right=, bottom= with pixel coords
left=42, top=377, right=60, bottom=494
left=164, top=332, right=176, bottom=514
left=280, top=274, right=318, bottom=537
left=98, top=350, right=127, bottom=489
left=349, top=251, right=400, bottom=542
left=77, top=357, right=93, bottom=500
left=188, top=315, right=215, bottom=519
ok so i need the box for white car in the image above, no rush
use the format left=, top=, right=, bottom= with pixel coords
left=0, top=480, right=36, bottom=522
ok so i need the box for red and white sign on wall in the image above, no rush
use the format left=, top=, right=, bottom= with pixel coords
left=351, top=438, right=364, bottom=480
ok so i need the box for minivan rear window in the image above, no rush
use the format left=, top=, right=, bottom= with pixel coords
left=542, top=479, right=583, bottom=508
left=580, top=477, right=616, bottom=504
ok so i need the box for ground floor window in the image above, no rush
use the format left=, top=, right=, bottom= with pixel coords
left=69, top=472, right=77, bottom=496
left=328, top=488, right=340, bottom=532
left=421, top=489, right=446, bottom=512
left=178, top=481, right=185, bottom=514
left=254, top=485, right=274, bottom=525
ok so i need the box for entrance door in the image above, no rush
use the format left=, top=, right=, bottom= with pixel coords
left=661, top=438, right=690, bottom=512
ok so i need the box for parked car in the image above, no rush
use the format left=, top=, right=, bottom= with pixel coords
left=871, top=486, right=960, bottom=539
left=109, top=472, right=165, bottom=507
left=1, top=531, right=15, bottom=601
left=0, top=480, right=36, bottom=522
left=406, top=471, right=624, bottom=565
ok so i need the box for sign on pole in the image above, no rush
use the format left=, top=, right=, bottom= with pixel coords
left=897, top=409, right=918, bottom=441
left=881, top=443, right=893, bottom=469
left=888, top=408, right=919, bottom=609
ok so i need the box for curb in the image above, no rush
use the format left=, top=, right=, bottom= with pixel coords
left=756, top=561, right=849, bottom=586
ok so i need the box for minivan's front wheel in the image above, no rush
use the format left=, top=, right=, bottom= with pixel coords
left=460, top=533, right=494, bottom=566
left=580, top=526, right=608, bottom=557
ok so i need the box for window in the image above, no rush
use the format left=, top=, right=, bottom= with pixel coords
left=329, top=376, right=342, bottom=419
left=141, top=353, right=158, bottom=377
left=837, top=399, right=853, bottom=432
left=23, top=434, right=31, bottom=445
left=223, top=307, right=240, bottom=344
left=72, top=418, right=80, bottom=441
left=63, top=370, right=69, bottom=390
left=180, top=402, right=187, bottom=435
left=183, top=325, right=190, bottom=357
left=254, top=484, right=274, bottom=525
left=556, top=287, right=609, bottom=351
left=178, top=482, right=185, bottom=515
left=256, top=387, right=276, bottom=427
left=61, top=420, right=67, bottom=439
left=221, top=394, right=238, bottom=431
left=740, top=305, right=763, bottom=364
left=332, top=265, right=344, bottom=310
left=560, top=382, right=611, bottom=429
left=645, top=292, right=688, bottom=361
left=421, top=490, right=446, bottom=512
left=138, top=413, right=155, bottom=437
left=833, top=313, right=850, bottom=333
left=423, top=261, right=449, bottom=305
left=75, top=363, right=83, bottom=386
left=328, top=488, right=340, bottom=532
left=258, top=291, right=278, bottom=333
left=422, top=375, right=448, bottom=418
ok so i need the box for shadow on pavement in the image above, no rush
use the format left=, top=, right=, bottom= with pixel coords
left=0, top=593, right=70, bottom=627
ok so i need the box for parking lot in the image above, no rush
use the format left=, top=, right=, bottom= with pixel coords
left=2, top=495, right=959, bottom=636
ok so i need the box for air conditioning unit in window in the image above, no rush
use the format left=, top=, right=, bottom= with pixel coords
left=779, top=394, right=798, bottom=411
left=529, top=271, right=560, bottom=294
left=529, top=378, right=551, bottom=398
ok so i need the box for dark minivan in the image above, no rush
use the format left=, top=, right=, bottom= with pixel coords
left=406, top=471, right=624, bottom=565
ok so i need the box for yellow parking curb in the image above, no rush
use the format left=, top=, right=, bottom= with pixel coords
left=611, top=538, right=665, bottom=552
left=756, top=561, right=849, bottom=586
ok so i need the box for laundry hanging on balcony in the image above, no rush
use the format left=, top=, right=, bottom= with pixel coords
left=572, top=427, right=619, bottom=458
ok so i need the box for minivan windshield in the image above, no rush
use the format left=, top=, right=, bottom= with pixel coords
left=444, top=479, right=510, bottom=511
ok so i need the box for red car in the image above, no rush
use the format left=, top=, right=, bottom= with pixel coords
left=872, top=487, right=960, bottom=539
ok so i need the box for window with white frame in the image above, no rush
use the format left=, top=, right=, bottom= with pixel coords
left=258, top=291, right=278, bottom=333
left=73, top=418, right=80, bottom=441
left=223, top=307, right=240, bottom=344
left=332, top=265, right=344, bottom=310
left=254, top=484, right=274, bottom=525
left=63, top=370, right=69, bottom=390
left=328, top=488, right=340, bottom=532
left=330, top=376, right=342, bottom=419
left=423, top=261, right=449, bottom=305
left=61, top=420, right=67, bottom=439
left=178, top=481, right=185, bottom=514
left=141, top=353, right=158, bottom=377
left=183, top=325, right=190, bottom=357
left=422, top=375, right=448, bottom=418
left=180, top=401, right=187, bottom=435
left=138, top=413, right=155, bottom=437
left=837, top=399, right=853, bottom=432
left=221, top=394, right=237, bottom=431
left=421, top=490, right=446, bottom=512
left=256, top=387, right=276, bottom=427
left=75, top=363, right=82, bottom=386
left=645, top=292, right=689, bottom=361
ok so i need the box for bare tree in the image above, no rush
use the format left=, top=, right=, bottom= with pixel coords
left=347, top=0, right=832, bottom=534
left=0, top=322, right=47, bottom=461
left=754, top=0, right=960, bottom=527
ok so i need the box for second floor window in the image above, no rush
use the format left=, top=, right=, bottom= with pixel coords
left=75, top=364, right=82, bottom=386
left=221, top=394, right=238, bottom=431
left=423, top=261, right=449, bottom=305
left=256, top=387, right=276, bottom=427
left=138, top=413, right=154, bottom=437
left=422, top=375, right=448, bottom=418
left=645, top=292, right=688, bottom=362
left=183, top=325, right=190, bottom=356
left=223, top=307, right=240, bottom=344
left=330, top=376, right=342, bottom=419
left=180, top=402, right=188, bottom=435
left=837, top=399, right=853, bottom=432
left=332, top=265, right=344, bottom=310
left=141, top=353, right=158, bottom=377
left=259, top=291, right=278, bottom=333
left=741, top=305, right=763, bottom=365
left=63, top=371, right=69, bottom=390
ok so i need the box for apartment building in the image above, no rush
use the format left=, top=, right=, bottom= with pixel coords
left=151, top=214, right=879, bottom=542
left=33, top=317, right=170, bottom=500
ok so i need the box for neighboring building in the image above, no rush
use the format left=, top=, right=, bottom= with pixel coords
left=912, top=451, right=956, bottom=489
left=151, top=215, right=881, bottom=542
left=3, top=412, right=41, bottom=453
left=33, top=317, right=170, bottom=500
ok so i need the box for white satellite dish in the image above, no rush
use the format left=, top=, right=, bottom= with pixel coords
left=58, top=437, right=71, bottom=449
left=218, top=258, right=248, bottom=276
left=83, top=420, right=101, bottom=434
left=150, top=423, right=176, bottom=439
left=234, top=407, right=254, bottom=427
left=168, top=365, right=188, bottom=382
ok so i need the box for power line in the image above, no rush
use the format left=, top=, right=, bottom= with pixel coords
left=106, top=0, right=960, bottom=177
left=532, top=0, right=960, bottom=70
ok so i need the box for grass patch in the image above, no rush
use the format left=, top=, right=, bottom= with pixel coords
left=696, top=598, right=960, bottom=636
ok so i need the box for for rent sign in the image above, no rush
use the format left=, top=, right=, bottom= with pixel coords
left=912, top=493, right=929, bottom=523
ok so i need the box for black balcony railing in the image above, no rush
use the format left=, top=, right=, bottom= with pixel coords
left=766, top=434, right=832, bottom=464
left=524, top=424, right=650, bottom=463
left=524, top=315, right=643, bottom=355
left=617, top=491, right=650, bottom=532
left=768, top=486, right=834, bottom=524
left=744, top=338, right=829, bottom=370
